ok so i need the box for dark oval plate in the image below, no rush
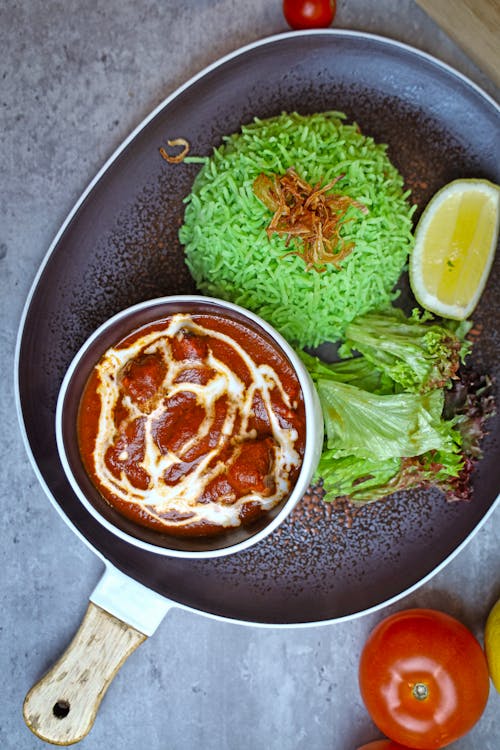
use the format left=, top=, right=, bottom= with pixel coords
left=15, top=31, right=500, bottom=625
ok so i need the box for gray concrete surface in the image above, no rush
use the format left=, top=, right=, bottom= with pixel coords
left=1, top=1, right=499, bottom=748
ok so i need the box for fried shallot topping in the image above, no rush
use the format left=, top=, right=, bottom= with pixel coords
left=159, top=137, right=190, bottom=163
left=253, top=167, right=367, bottom=272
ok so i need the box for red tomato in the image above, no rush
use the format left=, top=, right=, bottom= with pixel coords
left=283, top=0, right=336, bottom=29
left=357, top=742, right=413, bottom=750
left=359, top=609, right=490, bottom=749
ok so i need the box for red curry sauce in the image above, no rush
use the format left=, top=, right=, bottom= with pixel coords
left=77, top=312, right=306, bottom=537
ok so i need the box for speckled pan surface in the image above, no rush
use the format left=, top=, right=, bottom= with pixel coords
left=16, top=31, right=500, bottom=624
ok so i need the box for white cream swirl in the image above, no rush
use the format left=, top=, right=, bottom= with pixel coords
left=88, top=313, right=304, bottom=531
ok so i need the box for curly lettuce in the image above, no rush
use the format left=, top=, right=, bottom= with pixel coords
left=339, top=308, right=471, bottom=393
left=317, top=381, right=455, bottom=460
left=300, top=307, right=494, bottom=506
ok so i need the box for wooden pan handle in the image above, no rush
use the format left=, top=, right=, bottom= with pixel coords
left=23, top=602, right=147, bottom=745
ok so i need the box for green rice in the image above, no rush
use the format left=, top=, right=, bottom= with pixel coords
left=180, top=111, right=415, bottom=348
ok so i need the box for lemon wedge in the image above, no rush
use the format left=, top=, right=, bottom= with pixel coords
left=410, top=179, right=500, bottom=319
left=485, top=597, right=500, bottom=692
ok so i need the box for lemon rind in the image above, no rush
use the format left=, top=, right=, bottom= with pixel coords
left=485, top=598, right=500, bottom=693
left=409, top=179, right=500, bottom=320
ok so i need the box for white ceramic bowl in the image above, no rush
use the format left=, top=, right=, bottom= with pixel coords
left=56, top=295, right=324, bottom=558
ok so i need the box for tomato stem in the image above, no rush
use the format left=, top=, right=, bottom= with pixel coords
left=412, top=682, right=429, bottom=701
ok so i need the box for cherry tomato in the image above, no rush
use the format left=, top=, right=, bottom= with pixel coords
left=359, top=609, right=490, bottom=749
left=357, top=742, right=413, bottom=750
left=283, top=0, right=336, bottom=30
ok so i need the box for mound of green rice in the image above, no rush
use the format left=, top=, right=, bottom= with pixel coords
left=180, top=111, right=415, bottom=348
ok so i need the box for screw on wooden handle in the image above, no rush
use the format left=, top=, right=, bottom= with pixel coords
left=23, top=602, right=147, bottom=745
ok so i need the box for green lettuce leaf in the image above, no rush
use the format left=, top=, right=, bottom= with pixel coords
left=316, top=379, right=455, bottom=460
left=297, top=349, right=394, bottom=393
left=299, top=310, right=493, bottom=506
left=317, top=446, right=465, bottom=505
left=339, top=308, right=471, bottom=392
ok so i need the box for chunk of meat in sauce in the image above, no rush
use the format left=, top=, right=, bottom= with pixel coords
left=247, top=390, right=272, bottom=435
left=105, top=417, right=150, bottom=490
left=119, top=353, right=167, bottom=412
left=162, top=394, right=235, bottom=483
left=153, top=391, right=206, bottom=454
left=173, top=366, right=216, bottom=385
left=182, top=395, right=229, bottom=462
left=198, top=439, right=276, bottom=506
left=170, top=330, right=209, bottom=361
left=163, top=457, right=202, bottom=486
left=200, top=475, right=237, bottom=506
left=227, top=437, right=276, bottom=496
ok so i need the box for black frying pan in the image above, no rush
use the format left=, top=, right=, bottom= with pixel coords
left=16, top=30, right=500, bottom=629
